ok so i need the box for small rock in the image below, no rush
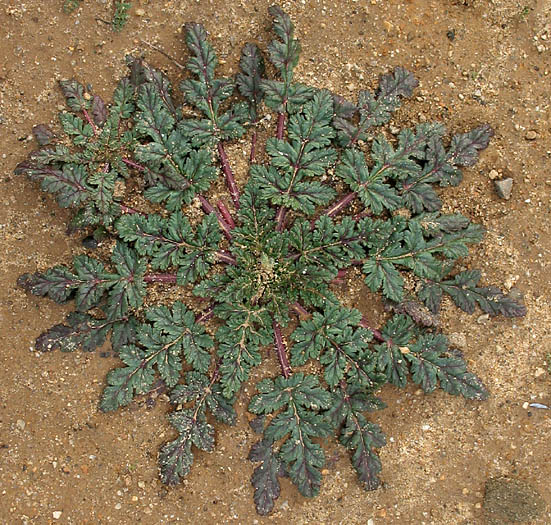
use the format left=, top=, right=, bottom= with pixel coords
left=477, top=314, right=490, bottom=324
left=448, top=332, right=467, bottom=349
left=137, top=481, right=146, bottom=489
left=494, top=178, right=513, bottom=200
left=534, top=367, right=546, bottom=378
left=52, top=511, right=62, bottom=520
left=525, top=130, right=537, bottom=140
left=16, top=419, right=26, bottom=430
left=488, top=169, right=499, bottom=180
left=135, top=8, right=145, bottom=16
left=82, top=236, right=98, bottom=249
left=483, top=477, right=545, bottom=523
left=115, top=503, right=122, bottom=510
left=446, top=29, right=456, bottom=41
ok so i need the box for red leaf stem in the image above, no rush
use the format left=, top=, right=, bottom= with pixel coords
left=197, top=195, right=232, bottom=240
left=144, top=273, right=178, bottom=284
left=122, top=157, right=146, bottom=171
left=272, top=320, right=291, bottom=379
left=216, top=200, right=236, bottom=229
left=120, top=204, right=145, bottom=215
left=249, top=130, right=258, bottom=163
left=289, top=302, right=312, bottom=321
left=217, top=143, right=240, bottom=209
left=275, top=206, right=288, bottom=232
left=195, top=304, right=215, bottom=324
left=359, top=317, right=385, bottom=342
left=325, top=191, right=357, bottom=218
left=82, top=108, right=98, bottom=136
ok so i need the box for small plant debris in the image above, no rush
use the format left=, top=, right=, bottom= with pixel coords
left=63, top=0, right=131, bottom=32
left=16, top=6, right=526, bottom=515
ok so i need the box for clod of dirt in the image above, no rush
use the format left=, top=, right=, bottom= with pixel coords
left=494, top=178, right=513, bottom=200
left=483, top=477, right=546, bottom=524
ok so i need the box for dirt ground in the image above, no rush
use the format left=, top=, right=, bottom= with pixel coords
left=1, top=0, right=550, bottom=523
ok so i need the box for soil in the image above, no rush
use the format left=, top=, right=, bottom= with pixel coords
left=1, top=1, right=550, bottom=524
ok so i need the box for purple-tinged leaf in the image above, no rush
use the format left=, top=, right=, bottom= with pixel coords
left=35, top=312, right=111, bottom=353
left=32, top=124, right=55, bottom=146
left=449, top=124, right=494, bottom=167
left=407, top=337, right=489, bottom=400
left=159, top=409, right=214, bottom=485
left=249, top=439, right=284, bottom=515
left=17, top=266, right=78, bottom=303
left=267, top=5, right=300, bottom=79
left=333, top=94, right=357, bottom=119
left=91, top=95, right=108, bottom=126
left=385, top=299, right=439, bottom=327
left=378, top=66, right=418, bottom=99
left=237, top=43, right=266, bottom=122
left=59, top=79, right=89, bottom=112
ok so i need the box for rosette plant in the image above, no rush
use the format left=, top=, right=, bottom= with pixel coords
left=16, top=6, right=525, bottom=515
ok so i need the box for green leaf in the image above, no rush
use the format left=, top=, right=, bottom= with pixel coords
left=59, top=79, right=89, bottom=112
left=237, top=43, right=266, bottom=121
left=105, top=243, right=146, bottom=319
left=419, top=270, right=526, bottom=317
left=73, top=254, right=116, bottom=310
left=112, top=77, right=135, bottom=118
left=249, top=373, right=332, bottom=497
left=407, top=334, right=489, bottom=400
left=373, top=315, right=415, bottom=387
left=59, top=112, right=93, bottom=145
left=145, top=302, right=214, bottom=373
left=159, top=408, right=214, bottom=485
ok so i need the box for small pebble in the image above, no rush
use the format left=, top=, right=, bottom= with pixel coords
left=52, top=511, right=62, bottom=520
left=115, top=503, right=122, bottom=510
left=477, top=313, right=490, bottom=324
left=534, top=367, right=546, bottom=378
left=448, top=332, right=467, bottom=349
left=488, top=169, right=499, bottom=180
left=135, top=8, right=145, bottom=16
left=16, top=419, right=26, bottom=430
left=525, top=130, right=537, bottom=140
left=138, top=481, right=146, bottom=489
left=522, top=402, right=529, bottom=409
left=494, top=178, right=513, bottom=200
left=446, top=29, right=455, bottom=41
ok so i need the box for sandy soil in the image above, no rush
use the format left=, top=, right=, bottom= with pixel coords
left=1, top=0, right=550, bottom=523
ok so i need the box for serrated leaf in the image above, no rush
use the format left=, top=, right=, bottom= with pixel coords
left=420, top=270, right=526, bottom=317
left=407, top=334, right=489, bottom=400
left=249, top=439, right=283, bottom=516
left=34, top=312, right=113, bottom=353
left=159, top=408, right=214, bottom=485
left=59, top=79, right=89, bottom=112
left=237, top=43, right=266, bottom=121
